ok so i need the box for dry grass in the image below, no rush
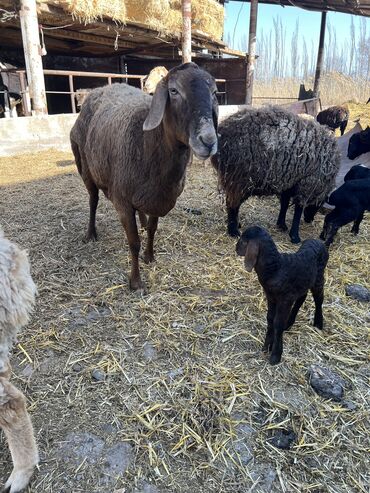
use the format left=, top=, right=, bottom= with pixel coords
left=0, top=149, right=369, bottom=493
left=43, top=0, right=224, bottom=40
left=254, top=72, right=370, bottom=109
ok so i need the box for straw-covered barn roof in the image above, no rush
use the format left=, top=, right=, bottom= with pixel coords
left=0, top=0, right=234, bottom=58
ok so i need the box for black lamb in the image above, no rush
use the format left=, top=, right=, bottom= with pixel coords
left=316, top=105, right=349, bottom=136
left=236, top=226, right=329, bottom=365
left=344, top=164, right=370, bottom=182
left=320, top=178, right=370, bottom=246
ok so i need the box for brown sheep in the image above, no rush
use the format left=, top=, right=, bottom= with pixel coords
left=70, top=62, right=218, bottom=291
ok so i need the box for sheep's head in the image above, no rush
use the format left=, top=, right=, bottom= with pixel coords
left=347, top=126, right=370, bottom=160
left=236, top=226, right=269, bottom=272
left=143, top=62, right=218, bottom=160
left=143, top=66, right=168, bottom=95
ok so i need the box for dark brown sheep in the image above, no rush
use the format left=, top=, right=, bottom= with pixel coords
left=236, top=226, right=328, bottom=365
left=70, top=62, right=218, bottom=291
left=316, top=105, right=349, bottom=135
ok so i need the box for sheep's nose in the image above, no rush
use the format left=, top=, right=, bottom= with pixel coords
left=198, top=129, right=217, bottom=154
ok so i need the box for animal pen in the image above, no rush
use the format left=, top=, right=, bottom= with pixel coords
left=0, top=2, right=370, bottom=493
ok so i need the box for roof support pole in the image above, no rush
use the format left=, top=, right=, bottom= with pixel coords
left=313, top=11, right=327, bottom=98
left=245, top=0, right=258, bottom=105
left=182, top=0, right=192, bottom=63
left=19, top=0, right=47, bottom=114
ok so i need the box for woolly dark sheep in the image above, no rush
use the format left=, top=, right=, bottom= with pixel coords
left=236, top=226, right=329, bottom=365
left=71, top=63, right=218, bottom=291
left=347, top=126, right=370, bottom=160
left=316, top=105, right=349, bottom=136
left=212, top=106, right=340, bottom=243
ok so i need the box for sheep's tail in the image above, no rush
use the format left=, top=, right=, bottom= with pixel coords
left=71, top=138, right=82, bottom=175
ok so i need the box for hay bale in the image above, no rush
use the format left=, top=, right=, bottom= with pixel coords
left=52, top=0, right=127, bottom=23
left=39, top=0, right=224, bottom=40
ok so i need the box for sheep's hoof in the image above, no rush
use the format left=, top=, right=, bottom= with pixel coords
left=129, top=277, right=147, bottom=293
left=276, top=222, right=288, bottom=232
left=2, top=466, right=35, bottom=493
left=313, top=319, right=323, bottom=330
left=227, top=228, right=240, bottom=238
left=142, top=251, right=155, bottom=264
left=290, top=236, right=301, bottom=244
left=319, top=232, right=326, bottom=240
left=269, top=353, right=282, bottom=365
left=84, top=230, right=98, bottom=242
left=351, top=228, right=359, bottom=235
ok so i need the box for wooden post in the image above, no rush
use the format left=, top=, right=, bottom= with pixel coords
left=182, top=0, right=192, bottom=63
left=69, top=74, right=76, bottom=113
left=313, top=11, right=327, bottom=97
left=245, top=0, right=258, bottom=105
left=19, top=0, right=47, bottom=114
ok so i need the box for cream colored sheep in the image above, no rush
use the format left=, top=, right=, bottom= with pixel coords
left=0, top=227, right=38, bottom=493
left=143, top=66, right=168, bottom=95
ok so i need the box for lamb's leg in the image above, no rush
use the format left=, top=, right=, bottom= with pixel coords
left=311, top=285, right=324, bottom=330
left=117, top=205, right=145, bottom=291
left=138, top=211, right=148, bottom=230
left=286, top=294, right=307, bottom=330
left=350, top=210, right=364, bottom=235
left=289, top=204, right=303, bottom=244
left=262, top=300, right=276, bottom=353
left=143, top=216, right=158, bottom=264
left=0, top=378, right=38, bottom=493
left=85, top=184, right=99, bottom=242
left=276, top=190, right=290, bottom=231
left=270, top=303, right=291, bottom=365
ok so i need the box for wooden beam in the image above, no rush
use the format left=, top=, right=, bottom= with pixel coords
left=245, top=0, right=258, bottom=105
left=313, top=11, right=327, bottom=98
left=19, top=0, right=47, bottom=114
left=182, top=0, right=192, bottom=63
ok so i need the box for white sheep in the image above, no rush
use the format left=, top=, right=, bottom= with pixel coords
left=0, top=227, right=38, bottom=493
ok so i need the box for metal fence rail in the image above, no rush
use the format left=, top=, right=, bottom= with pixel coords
left=0, top=68, right=227, bottom=116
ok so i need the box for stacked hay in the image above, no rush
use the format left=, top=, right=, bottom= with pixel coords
left=45, top=0, right=127, bottom=24
left=38, top=0, right=224, bottom=41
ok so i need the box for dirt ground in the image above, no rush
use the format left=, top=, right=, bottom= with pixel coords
left=0, top=150, right=369, bottom=493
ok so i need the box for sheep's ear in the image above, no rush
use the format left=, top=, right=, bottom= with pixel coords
left=244, top=241, right=259, bottom=272
left=143, top=79, right=168, bottom=131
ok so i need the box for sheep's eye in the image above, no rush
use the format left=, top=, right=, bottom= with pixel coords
left=169, top=88, right=178, bottom=96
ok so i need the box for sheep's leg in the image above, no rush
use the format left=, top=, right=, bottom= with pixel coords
left=226, top=203, right=241, bottom=237
left=143, top=216, right=158, bottom=264
left=276, top=191, right=290, bottom=231
left=138, top=211, right=148, bottom=230
left=350, top=210, right=364, bottom=235
left=311, top=286, right=324, bottom=330
left=0, top=378, right=38, bottom=493
left=85, top=184, right=99, bottom=242
left=262, top=300, right=276, bottom=353
left=117, top=206, right=144, bottom=291
left=285, top=294, right=307, bottom=331
left=270, top=303, right=291, bottom=365
left=289, top=204, right=303, bottom=244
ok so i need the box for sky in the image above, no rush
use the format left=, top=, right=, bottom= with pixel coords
left=223, top=1, right=369, bottom=52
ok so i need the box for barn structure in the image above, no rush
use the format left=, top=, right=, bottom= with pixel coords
left=0, top=0, right=247, bottom=116
left=0, top=0, right=369, bottom=119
